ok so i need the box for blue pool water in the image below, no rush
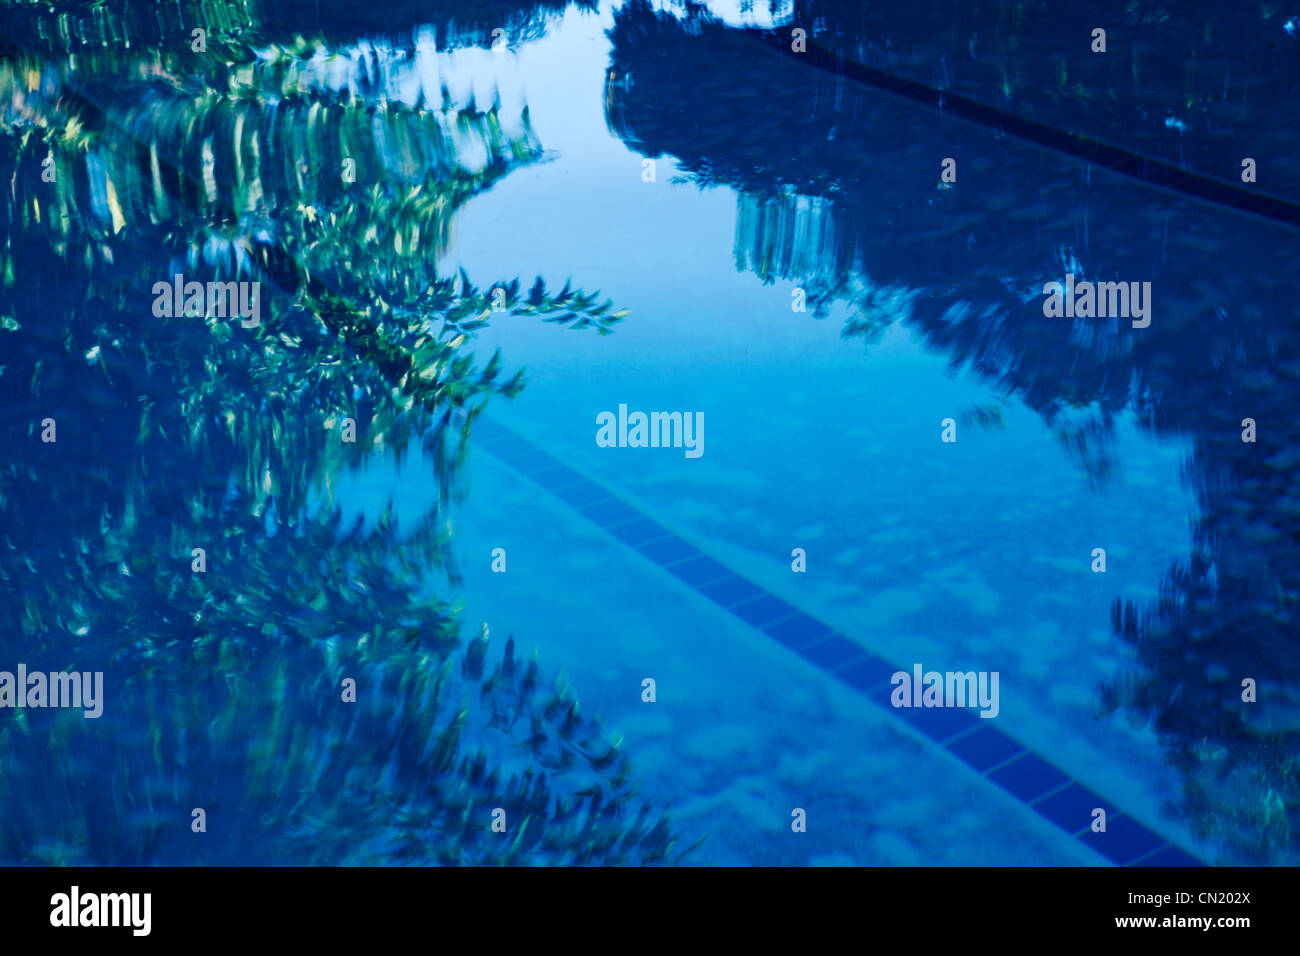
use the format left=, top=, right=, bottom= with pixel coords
left=326, top=3, right=1260, bottom=864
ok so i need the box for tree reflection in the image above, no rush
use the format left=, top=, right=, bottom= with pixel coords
left=0, top=0, right=680, bottom=866
left=607, top=0, right=1299, bottom=863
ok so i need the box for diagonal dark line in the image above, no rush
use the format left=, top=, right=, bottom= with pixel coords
left=750, top=30, right=1300, bottom=229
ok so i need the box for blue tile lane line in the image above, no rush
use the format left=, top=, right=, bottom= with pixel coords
left=471, top=416, right=1207, bottom=867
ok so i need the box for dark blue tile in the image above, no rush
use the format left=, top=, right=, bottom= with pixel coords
left=608, top=516, right=672, bottom=547
left=665, top=556, right=738, bottom=587
left=518, top=449, right=563, bottom=475
left=697, top=574, right=766, bottom=608
left=490, top=440, right=555, bottom=473
left=832, top=653, right=899, bottom=692
left=665, top=554, right=733, bottom=588
left=1129, top=844, right=1205, bottom=868
left=795, top=633, right=861, bottom=671
left=945, top=726, right=1026, bottom=773
left=518, top=442, right=563, bottom=464
left=764, top=613, right=836, bottom=651
left=1032, top=782, right=1112, bottom=835
left=550, top=479, right=612, bottom=508
left=987, top=753, right=1072, bottom=803
left=470, top=425, right=515, bottom=453
left=529, top=461, right=584, bottom=487
left=893, top=703, right=981, bottom=743
left=469, top=417, right=516, bottom=445
left=577, top=497, right=640, bottom=528
left=1079, top=815, right=1167, bottom=865
left=732, top=594, right=800, bottom=628
left=634, top=535, right=699, bottom=565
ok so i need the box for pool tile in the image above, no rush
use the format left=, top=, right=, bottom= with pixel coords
left=987, top=753, right=1071, bottom=803
left=697, top=574, right=766, bottom=608
left=577, top=497, right=641, bottom=528
left=1032, top=782, right=1113, bottom=835
left=470, top=424, right=515, bottom=452
left=893, top=703, right=982, bottom=743
left=664, top=554, right=734, bottom=588
left=529, top=461, right=587, bottom=490
left=832, top=653, right=899, bottom=693
left=1079, top=815, right=1167, bottom=865
left=764, top=613, right=836, bottom=651
left=634, top=535, right=699, bottom=565
left=608, top=516, right=673, bottom=547
left=945, top=726, right=1026, bottom=773
left=795, top=633, right=861, bottom=671
left=731, top=594, right=800, bottom=628
left=491, top=440, right=555, bottom=474
left=469, top=415, right=515, bottom=439
left=1129, top=845, right=1205, bottom=868
left=550, top=479, right=613, bottom=508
